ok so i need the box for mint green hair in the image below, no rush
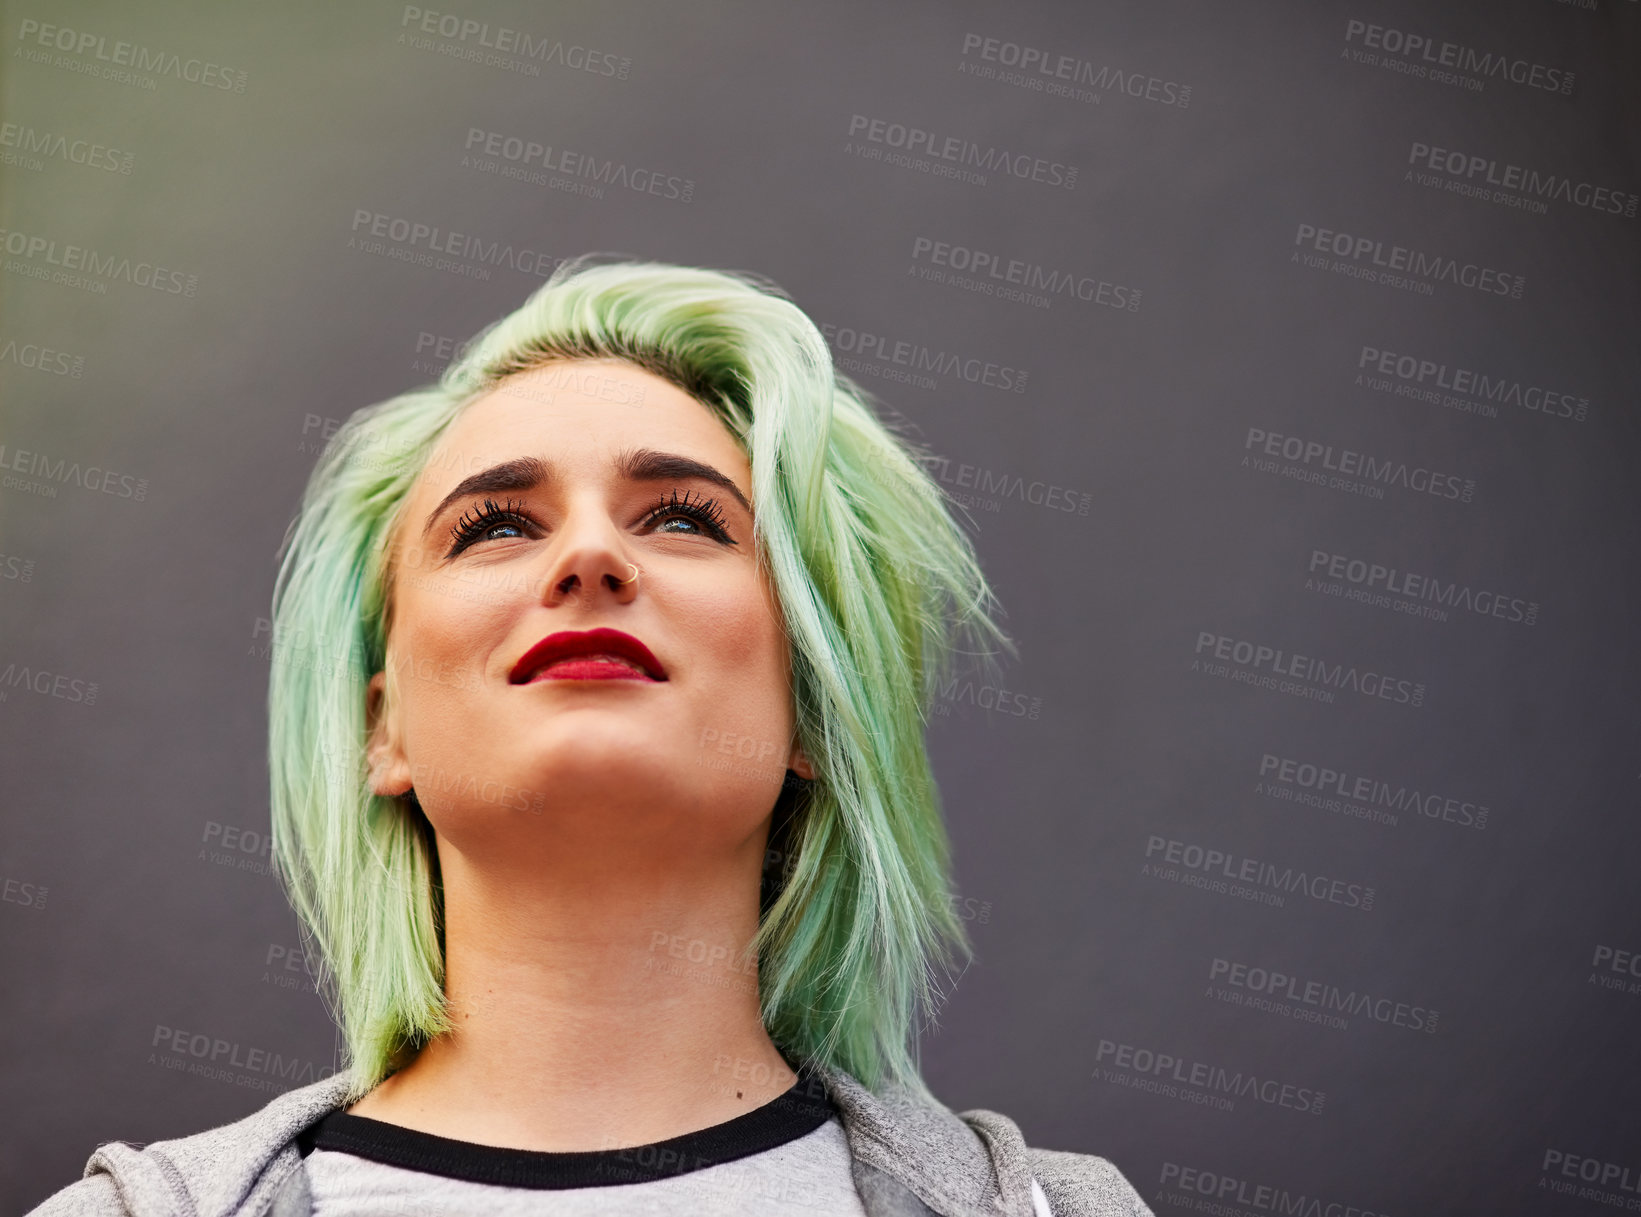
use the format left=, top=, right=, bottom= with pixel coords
left=268, top=256, right=1013, bottom=1103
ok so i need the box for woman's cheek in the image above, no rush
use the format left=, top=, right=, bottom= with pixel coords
left=392, top=603, right=491, bottom=733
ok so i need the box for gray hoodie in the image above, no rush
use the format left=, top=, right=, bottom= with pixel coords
left=26, top=1063, right=1152, bottom=1217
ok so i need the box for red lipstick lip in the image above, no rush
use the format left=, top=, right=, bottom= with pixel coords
left=509, top=628, right=667, bottom=684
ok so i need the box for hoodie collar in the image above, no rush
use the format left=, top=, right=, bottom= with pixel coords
left=84, top=1070, right=353, bottom=1217
left=816, top=1062, right=1037, bottom=1217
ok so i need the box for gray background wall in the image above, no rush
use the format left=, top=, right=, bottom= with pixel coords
left=4, top=0, right=1638, bottom=1212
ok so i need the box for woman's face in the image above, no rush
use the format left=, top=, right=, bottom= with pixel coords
left=365, top=358, right=812, bottom=872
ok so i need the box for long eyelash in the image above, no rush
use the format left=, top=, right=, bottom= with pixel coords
left=643, top=489, right=735, bottom=543
left=445, top=490, right=736, bottom=556
left=447, top=496, right=534, bottom=554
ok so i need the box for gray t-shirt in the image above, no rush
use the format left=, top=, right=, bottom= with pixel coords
left=297, top=1066, right=868, bottom=1216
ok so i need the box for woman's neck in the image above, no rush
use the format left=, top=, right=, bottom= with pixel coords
left=344, top=829, right=798, bottom=1150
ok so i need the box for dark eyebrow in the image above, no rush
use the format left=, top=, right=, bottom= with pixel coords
left=616, top=447, right=752, bottom=516
left=421, top=456, right=547, bottom=540
left=420, top=448, right=752, bottom=540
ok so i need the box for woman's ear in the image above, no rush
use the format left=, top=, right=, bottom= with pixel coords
left=365, top=670, right=414, bottom=798
left=787, top=740, right=816, bottom=781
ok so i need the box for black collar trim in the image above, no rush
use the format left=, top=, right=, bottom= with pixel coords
left=296, top=1062, right=837, bottom=1189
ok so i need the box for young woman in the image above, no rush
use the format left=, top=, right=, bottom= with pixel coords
left=31, top=259, right=1151, bottom=1216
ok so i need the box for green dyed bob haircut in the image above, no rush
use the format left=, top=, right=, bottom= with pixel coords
left=268, top=256, right=1013, bottom=1104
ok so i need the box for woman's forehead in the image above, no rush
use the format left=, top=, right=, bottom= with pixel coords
left=416, top=363, right=751, bottom=498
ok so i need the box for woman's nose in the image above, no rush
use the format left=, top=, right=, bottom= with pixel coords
left=537, top=501, right=640, bottom=606
left=547, top=562, right=640, bottom=604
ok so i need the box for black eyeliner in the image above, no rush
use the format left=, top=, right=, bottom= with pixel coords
left=442, top=489, right=737, bottom=558
left=445, top=496, right=535, bottom=557
left=640, top=488, right=736, bottom=545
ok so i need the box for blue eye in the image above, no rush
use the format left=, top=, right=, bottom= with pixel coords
left=446, top=497, right=536, bottom=556
left=444, top=489, right=737, bottom=558
left=641, top=489, right=735, bottom=544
